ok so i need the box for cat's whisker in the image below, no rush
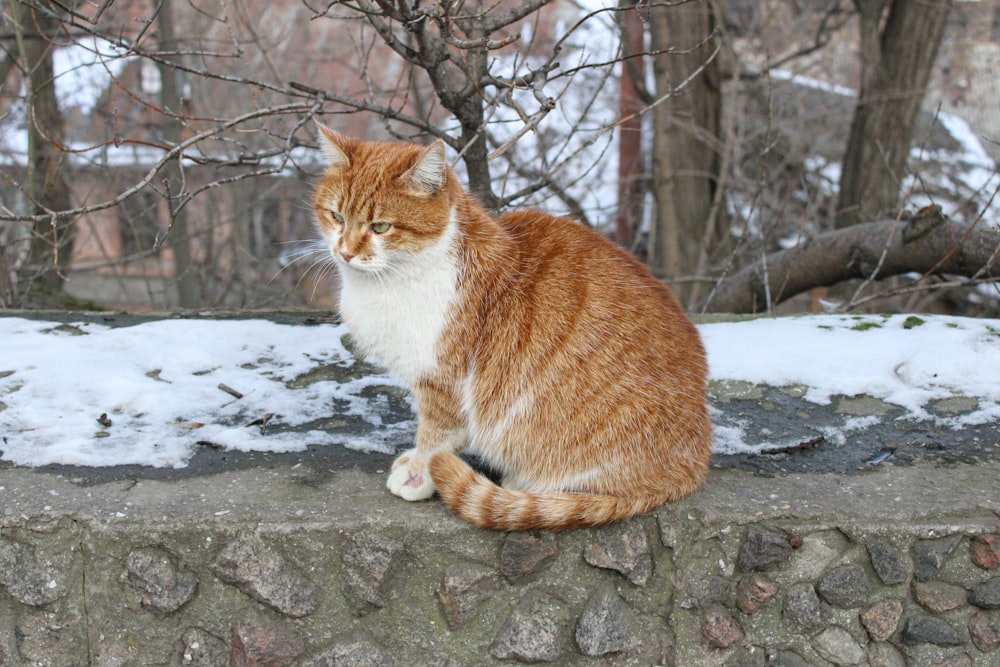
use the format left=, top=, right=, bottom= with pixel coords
left=278, top=242, right=340, bottom=300
left=373, top=262, right=405, bottom=285
left=277, top=240, right=328, bottom=266
left=266, top=240, right=334, bottom=293
left=269, top=245, right=326, bottom=284
left=307, top=261, right=336, bottom=302
left=306, top=256, right=336, bottom=283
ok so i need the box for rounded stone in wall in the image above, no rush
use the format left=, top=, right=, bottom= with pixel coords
left=816, top=564, right=871, bottom=608
left=902, top=615, right=964, bottom=646
left=211, top=532, right=317, bottom=618
left=968, top=610, right=1000, bottom=652
left=738, top=526, right=793, bottom=572
left=575, top=583, right=642, bottom=656
left=971, top=577, right=1000, bottom=610
left=911, top=535, right=962, bottom=582
left=867, top=539, right=911, bottom=586
left=782, top=584, right=823, bottom=635
left=124, top=546, right=198, bottom=614
left=861, top=599, right=903, bottom=642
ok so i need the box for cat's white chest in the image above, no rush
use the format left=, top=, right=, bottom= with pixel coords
left=337, top=221, right=459, bottom=386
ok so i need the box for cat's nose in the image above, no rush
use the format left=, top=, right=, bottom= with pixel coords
left=339, top=248, right=355, bottom=262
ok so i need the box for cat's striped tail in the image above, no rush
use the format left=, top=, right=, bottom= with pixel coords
left=428, top=451, right=675, bottom=531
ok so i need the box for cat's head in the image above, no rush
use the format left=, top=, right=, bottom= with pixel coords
left=313, top=123, right=456, bottom=274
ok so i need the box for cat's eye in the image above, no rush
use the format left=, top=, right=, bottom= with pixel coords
left=371, top=221, right=392, bottom=234
left=330, top=211, right=345, bottom=224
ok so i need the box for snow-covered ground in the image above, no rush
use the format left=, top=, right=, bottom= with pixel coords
left=1, top=314, right=997, bottom=469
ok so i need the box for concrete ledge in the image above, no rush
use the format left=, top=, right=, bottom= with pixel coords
left=2, top=457, right=998, bottom=666
left=1, top=311, right=998, bottom=665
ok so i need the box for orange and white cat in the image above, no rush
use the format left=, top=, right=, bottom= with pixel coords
left=313, top=124, right=712, bottom=531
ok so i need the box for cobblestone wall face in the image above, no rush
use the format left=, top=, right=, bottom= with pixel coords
left=1, top=506, right=998, bottom=666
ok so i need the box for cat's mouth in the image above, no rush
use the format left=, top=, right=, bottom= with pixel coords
left=334, top=253, right=386, bottom=275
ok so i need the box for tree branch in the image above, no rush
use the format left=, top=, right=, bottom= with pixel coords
left=698, top=207, right=1000, bottom=313
left=0, top=102, right=319, bottom=224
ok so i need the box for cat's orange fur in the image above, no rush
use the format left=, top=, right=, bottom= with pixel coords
left=313, top=123, right=712, bottom=531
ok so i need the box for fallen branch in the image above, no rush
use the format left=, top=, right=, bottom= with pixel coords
left=217, top=383, right=244, bottom=400
left=758, top=435, right=825, bottom=456
left=698, top=206, right=1000, bottom=313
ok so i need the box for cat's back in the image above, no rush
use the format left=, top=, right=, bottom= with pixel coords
left=493, top=209, right=697, bottom=333
left=465, top=208, right=708, bottom=404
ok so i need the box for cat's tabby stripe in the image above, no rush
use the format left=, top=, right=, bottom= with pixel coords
left=430, top=451, right=668, bottom=531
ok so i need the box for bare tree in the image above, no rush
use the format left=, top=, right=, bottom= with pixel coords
left=156, top=0, right=199, bottom=307
left=0, top=0, right=995, bottom=317
left=615, top=0, right=646, bottom=249
left=836, top=0, right=954, bottom=227
left=1, top=0, right=324, bottom=308
left=647, top=0, right=726, bottom=304
left=1, top=0, right=623, bottom=307
left=7, top=1, right=74, bottom=301
left=304, top=0, right=555, bottom=211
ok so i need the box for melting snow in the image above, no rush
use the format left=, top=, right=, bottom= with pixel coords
left=0, top=314, right=997, bottom=468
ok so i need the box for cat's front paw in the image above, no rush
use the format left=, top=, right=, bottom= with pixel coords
left=386, top=448, right=436, bottom=501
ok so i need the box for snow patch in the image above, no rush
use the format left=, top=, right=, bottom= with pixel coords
left=1, top=314, right=997, bottom=467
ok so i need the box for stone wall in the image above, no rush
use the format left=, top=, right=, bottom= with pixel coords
left=1, top=463, right=998, bottom=666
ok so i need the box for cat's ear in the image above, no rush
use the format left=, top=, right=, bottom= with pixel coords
left=400, top=141, right=447, bottom=195
left=315, top=121, right=352, bottom=169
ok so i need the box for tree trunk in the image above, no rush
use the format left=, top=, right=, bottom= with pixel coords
left=458, top=116, right=497, bottom=212
left=157, top=0, right=201, bottom=307
left=20, top=3, right=73, bottom=299
left=648, top=0, right=724, bottom=306
left=615, top=0, right=646, bottom=249
left=835, top=0, right=953, bottom=228
left=425, top=47, right=497, bottom=211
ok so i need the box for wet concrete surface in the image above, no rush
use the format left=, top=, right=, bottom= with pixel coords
left=709, top=383, right=999, bottom=475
